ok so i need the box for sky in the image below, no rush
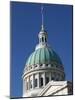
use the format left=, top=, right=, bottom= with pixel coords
left=10, top=1, right=73, bottom=98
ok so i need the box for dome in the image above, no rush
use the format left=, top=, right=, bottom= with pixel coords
left=26, top=47, right=62, bottom=66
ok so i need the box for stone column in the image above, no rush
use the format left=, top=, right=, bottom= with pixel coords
left=32, top=74, right=35, bottom=89
left=43, top=72, right=46, bottom=86
left=28, top=76, right=30, bottom=90
left=38, top=73, right=40, bottom=88
left=25, top=79, right=27, bottom=92
left=49, top=72, right=51, bottom=81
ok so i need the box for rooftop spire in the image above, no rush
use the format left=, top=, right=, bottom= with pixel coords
left=41, top=4, right=44, bottom=31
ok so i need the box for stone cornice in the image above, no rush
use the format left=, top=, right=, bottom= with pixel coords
left=22, top=67, right=65, bottom=78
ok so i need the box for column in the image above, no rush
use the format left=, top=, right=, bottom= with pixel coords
left=32, top=74, right=35, bottom=89
left=24, top=79, right=27, bottom=91
left=43, top=72, right=46, bottom=86
left=49, top=72, right=51, bottom=81
left=28, top=76, right=30, bottom=90
left=38, top=73, right=40, bottom=88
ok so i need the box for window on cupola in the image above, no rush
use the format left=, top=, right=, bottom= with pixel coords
left=42, top=37, right=44, bottom=42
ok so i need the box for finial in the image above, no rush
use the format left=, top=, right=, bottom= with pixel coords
left=41, top=4, right=44, bottom=31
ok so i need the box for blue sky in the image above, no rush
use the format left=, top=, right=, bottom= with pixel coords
left=10, top=2, right=73, bottom=98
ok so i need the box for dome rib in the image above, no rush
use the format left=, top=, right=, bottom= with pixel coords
left=39, top=48, right=41, bottom=64
left=45, top=47, right=50, bottom=64
left=34, top=49, right=40, bottom=64
left=44, top=47, right=46, bottom=64
left=40, top=48, right=45, bottom=64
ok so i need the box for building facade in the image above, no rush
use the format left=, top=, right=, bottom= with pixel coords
left=22, top=6, right=72, bottom=97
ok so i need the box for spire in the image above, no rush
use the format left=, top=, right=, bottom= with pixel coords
left=36, top=5, right=48, bottom=50
left=41, top=4, right=44, bottom=31
left=37, top=4, right=47, bottom=45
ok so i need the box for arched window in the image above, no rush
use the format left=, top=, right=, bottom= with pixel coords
left=34, top=78, right=37, bottom=87
left=42, top=37, right=44, bottom=42
left=40, top=77, right=43, bottom=86
left=46, top=77, right=49, bottom=84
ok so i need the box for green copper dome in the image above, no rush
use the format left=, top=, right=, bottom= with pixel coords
left=25, top=26, right=63, bottom=67
left=26, top=47, right=62, bottom=66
